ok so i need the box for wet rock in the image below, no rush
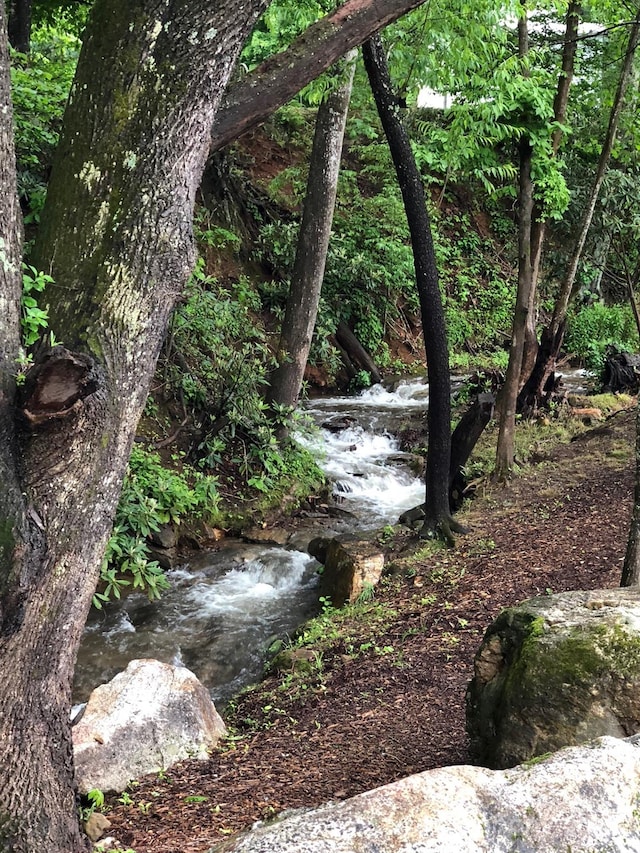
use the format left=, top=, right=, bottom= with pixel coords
left=148, top=524, right=176, bottom=550
left=209, top=736, right=640, bottom=853
left=466, top=588, right=640, bottom=768
left=319, top=537, right=384, bottom=607
left=242, top=526, right=290, bottom=547
left=73, top=659, right=226, bottom=793
left=308, top=536, right=331, bottom=563
left=146, top=543, right=178, bottom=571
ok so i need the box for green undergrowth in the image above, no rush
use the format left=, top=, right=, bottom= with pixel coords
left=96, top=446, right=220, bottom=607
left=225, top=583, right=403, bottom=732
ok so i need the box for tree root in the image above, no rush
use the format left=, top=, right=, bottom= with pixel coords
left=419, top=515, right=468, bottom=547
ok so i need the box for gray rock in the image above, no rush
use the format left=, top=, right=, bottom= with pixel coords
left=210, top=736, right=640, bottom=853
left=73, top=659, right=226, bottom=793
left=466, top=587, right=640, bottom=768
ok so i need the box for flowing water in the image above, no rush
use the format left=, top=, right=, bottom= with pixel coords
left=74, top=370, right=591, bottom=706
left=74, top=377, right=433, bottom=706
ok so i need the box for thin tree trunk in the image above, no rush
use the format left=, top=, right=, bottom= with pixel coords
left=622, top=402, right=640, bottom=586
left=363, top=35, right=463, bottom=543
left=267, top=51, right=356, bottom=416
left=495, top=13, right=534, bottom=481
left=520, top=0, right=581, bottom=382
left=522, top=5, right=640, bottom=408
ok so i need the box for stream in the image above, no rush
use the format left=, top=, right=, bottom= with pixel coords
left=74, top=369, right=591, bottom=707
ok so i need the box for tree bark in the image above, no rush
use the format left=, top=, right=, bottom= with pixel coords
left=0, top=1, right=269, bottom=850
left=267, top=51, right=357, bottom=415
left=362, top=34, right=462, bottom=543
left=495, top=13, right=534, bottom=481
left=520, top=5, right=640, bottom=410
left=7, top=0, right=31, bottom=54
left=210, top=0, right=427, bottom=154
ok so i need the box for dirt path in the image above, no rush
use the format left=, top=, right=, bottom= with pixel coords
left=105, top=410, right=635, bottom=853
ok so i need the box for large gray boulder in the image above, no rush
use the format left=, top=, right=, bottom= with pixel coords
left=466, top=587, right=640, bottom=768
left=210, top=736, right=640, bottom=853
left=73, top=658, right=226, bottom=793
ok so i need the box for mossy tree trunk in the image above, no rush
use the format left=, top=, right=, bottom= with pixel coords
left=363, top=34, right=463, bottom=543
left=0, top=1, right=269, bottom=849
left=267, top=51, right=356, bottom=417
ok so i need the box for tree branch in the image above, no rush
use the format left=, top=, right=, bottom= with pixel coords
left=210, top=0, right=427, bottom=153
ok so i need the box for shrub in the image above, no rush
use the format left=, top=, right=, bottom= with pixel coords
left=564, top=302, right=639, bottom=371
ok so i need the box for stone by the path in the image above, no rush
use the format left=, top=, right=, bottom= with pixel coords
left=73, top=659, right=226, bottom=793
left=316, top=537, right=384, bottom=607
left=466, top=587, right=640, bottom=768
left=210, top=736, right=640, bottom=853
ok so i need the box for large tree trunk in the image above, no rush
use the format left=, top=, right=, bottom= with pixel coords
left=495, top=14, right=534, bottom=481
left=267, top=51, right=356, bottom=415
left=0, top=1, right=269, bottom=850
left=362, top=35, right=462, bottom=543
left=520, top=6, right=640, bottom=410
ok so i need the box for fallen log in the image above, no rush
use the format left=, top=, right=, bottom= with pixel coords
left=335, top=321, right=382, bottom=385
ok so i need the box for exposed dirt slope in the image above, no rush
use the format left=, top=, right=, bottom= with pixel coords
left=105, top=409, right=635, bottom=853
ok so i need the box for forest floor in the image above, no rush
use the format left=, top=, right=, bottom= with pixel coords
left=104, top=406, right=636, bottom=853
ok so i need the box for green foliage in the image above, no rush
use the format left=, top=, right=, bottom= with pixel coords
left=96, top=447, right=219, bottom=607
left=18, top=264, right=57, bottom=382
left=564, top=302, right=640, bottom=371
left=164, top=260, right=324, bottom=502
left=20, top=264, right=52, bottom=346
left=432, top=210, right=514, bottom=353
left=78, top=787, right=105, bottom=822
left=11, top=24, right=80, bottom=222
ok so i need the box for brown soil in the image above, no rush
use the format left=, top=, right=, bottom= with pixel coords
left=104, top=409, right=636, bottom=853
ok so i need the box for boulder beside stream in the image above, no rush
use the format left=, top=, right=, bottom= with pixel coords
left=209, top=736, right=640, bottom=853
left=73, top=659, right=226, bottom=793
left=466, top=587, right=640, bottom=768
left=312, top=536, right=385, bottom=607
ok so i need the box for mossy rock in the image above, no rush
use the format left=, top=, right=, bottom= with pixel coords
left=466, top=588, right=640, bottom=768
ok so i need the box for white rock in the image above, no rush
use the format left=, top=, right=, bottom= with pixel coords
left=73, top=659, right=226, bottom=793
left=211, top=736, right=640, bottom=853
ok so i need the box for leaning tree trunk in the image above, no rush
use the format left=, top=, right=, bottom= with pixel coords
left=495, top=14, right=534, bottom=481
left=267, top=51, right=356, bottom=416
left=0, top=1, right=269, bottom=850
left=363, top=34, right=462, bottom=543
left=520, top=5, right=640, bottom=410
